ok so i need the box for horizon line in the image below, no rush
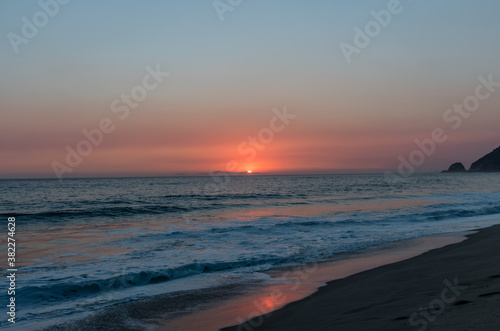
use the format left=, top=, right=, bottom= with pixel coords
left=0, top=170, right=456, bottom=180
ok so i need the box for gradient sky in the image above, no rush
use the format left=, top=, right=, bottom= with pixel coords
left=1, top=0, right=500, bottom=178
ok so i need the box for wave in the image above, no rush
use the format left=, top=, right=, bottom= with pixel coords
left=420, top=203, right=500, bottom=221
left=269, top=202, right=500, bottom=228
left=15, top=259, right=285, bottom=304
left=6, top=205, right=192, bottom=220
left=2, top=192, right=303, bottom=221
left=164, top=193, right=295, bottom=200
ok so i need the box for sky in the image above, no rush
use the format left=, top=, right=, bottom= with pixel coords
left=1, top=0, right=500, bottom=178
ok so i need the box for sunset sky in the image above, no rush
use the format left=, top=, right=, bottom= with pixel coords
left=1, top=0, right=500, bottom=178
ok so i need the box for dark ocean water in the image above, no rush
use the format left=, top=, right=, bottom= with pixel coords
left=1, top=174, right=500, bottom=329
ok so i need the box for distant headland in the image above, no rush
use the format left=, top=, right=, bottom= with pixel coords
left=443, top=146, right=500, bottom=173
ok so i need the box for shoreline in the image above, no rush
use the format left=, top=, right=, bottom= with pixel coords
left=43, top=223, right=500, bottom=331
left=159, top=230, right=477, bottom=331
left=222, top=223, right=500, bottom=330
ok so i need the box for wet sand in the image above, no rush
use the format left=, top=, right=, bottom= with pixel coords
left=160, top=231, right=475, bottom=330
left=222, top=224, right=500, bottom=330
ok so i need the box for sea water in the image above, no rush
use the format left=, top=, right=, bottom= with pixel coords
left=1, top=173, right=500, bottom=329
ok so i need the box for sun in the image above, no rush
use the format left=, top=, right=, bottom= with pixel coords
left=247, top=170, right=252, bottom=174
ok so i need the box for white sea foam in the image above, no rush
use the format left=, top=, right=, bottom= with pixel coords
left=1, top=174, right=499, bottom=329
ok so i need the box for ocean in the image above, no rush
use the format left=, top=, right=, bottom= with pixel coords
left=1, top=173, right=500, bottom=330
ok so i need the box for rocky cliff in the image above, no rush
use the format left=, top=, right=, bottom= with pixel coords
left=442, top=162, right=467, bottom=173
left=443, top=146, right=500, bottom=173
left=469, top=146, right=500, bottom=172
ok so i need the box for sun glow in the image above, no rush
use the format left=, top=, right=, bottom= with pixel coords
left=247, top=170, right=252, bottom=174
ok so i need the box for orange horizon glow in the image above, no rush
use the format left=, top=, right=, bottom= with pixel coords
left=2, top=2, right=500, bottom=179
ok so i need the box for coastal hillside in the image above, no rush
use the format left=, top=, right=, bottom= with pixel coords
left=443, top=146, right=500, bottom=172
left=469, top=146, right=500, bottom=172
left=442, top=162, right=467, bottom=173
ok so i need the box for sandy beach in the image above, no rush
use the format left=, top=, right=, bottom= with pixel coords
left=223, top=224, right=500, bottom=330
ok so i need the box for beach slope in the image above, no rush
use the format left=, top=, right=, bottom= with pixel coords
left=223, top=224, right=500, bottom=330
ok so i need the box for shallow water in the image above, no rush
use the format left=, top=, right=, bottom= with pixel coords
left=1, top=173, right=500, bottom=329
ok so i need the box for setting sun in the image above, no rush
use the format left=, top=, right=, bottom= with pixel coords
left=247, top=170, right=252, bottom=174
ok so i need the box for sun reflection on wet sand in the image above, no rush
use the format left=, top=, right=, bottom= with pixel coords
left=157, top=231, right=470, bottom=331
